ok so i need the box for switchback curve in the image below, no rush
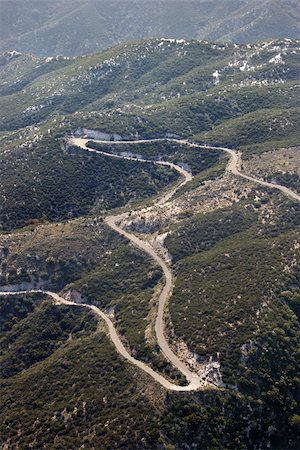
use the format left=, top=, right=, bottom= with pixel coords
left=1, top=136, right=298, bottom=392
left=70, top=137, right=300, bottom=202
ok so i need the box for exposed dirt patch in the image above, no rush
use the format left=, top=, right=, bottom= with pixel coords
left=243, top=146, right=300, bottom=178
left=125, top=173, right=254, bottom=235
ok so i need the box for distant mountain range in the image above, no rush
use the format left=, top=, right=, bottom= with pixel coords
left=0, top=0, right=299, bottom=56
left=0, top=38, right=298, bottom=144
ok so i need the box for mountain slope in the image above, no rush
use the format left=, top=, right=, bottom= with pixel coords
left=0, top=36, right=299, bottom=449
left=0, top=38, right=298, bottom=232
left=0, top=0, right=299, bottom=56
left=0, top=38, right=299, bottom=136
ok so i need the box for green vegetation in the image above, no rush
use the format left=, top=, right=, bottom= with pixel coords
left=166, top=198, right=300, bottom=376
left=0, top=293, right=42, bottom=337
left=162, top=195, right=300, bottom=448
left=0, top=39, right=299, bottom=140
left=0, top=137, right=178, bottom=231
left=0, top=294, right=164, bottom=449
left=281, top=289, right=300, bottom=320
left=69, top=241, right=186, bottom=384
left=0, top=294, right=97, bottom=378
left=87, top=139, right=222, bottom=175
left=0, top=218, right=124, bottom=290
left=166, top=200, right=300, bottom=390
left=0, top=216, right=185, bottom=383
left=267, top=171, right=300, bottom=193
left=69, top=243, right=160, bottom=343
left=169, top=228, right=298, bottom=378
left=1, top=293, right=299, bottom=449
left=172, top=158, right=228, bottom=199
left=261, top=199, right=300, bottom=237
left=0, top=36, right=299, bottom=449
left=166, top=205, right=257, bottom=262
left=196, top=106, right=300, bottom=156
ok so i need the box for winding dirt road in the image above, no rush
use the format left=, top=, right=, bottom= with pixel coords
left=69, top=138, right=203, bottom=389
left=1, top=136, right=299, bottom=392
left=70, top=137, right=300, bottom=202
left=0, top=290, right=201, bottom=391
